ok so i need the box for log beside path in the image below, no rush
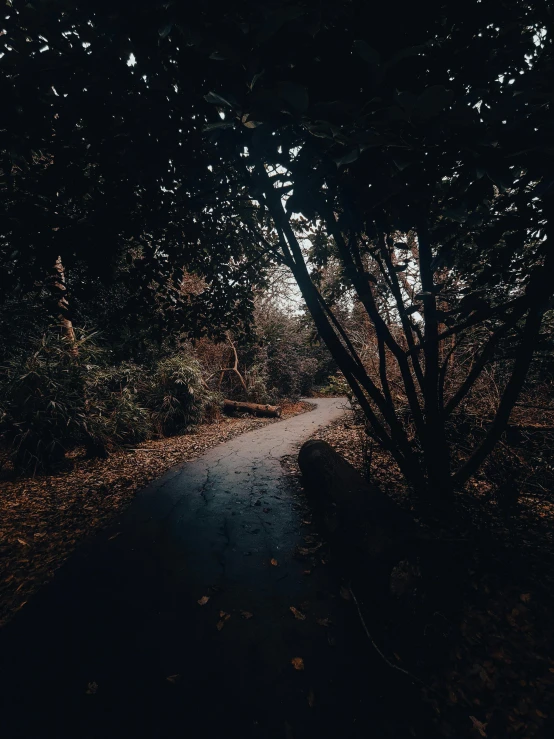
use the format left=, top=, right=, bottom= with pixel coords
left=223, top=399, right=282, bottom=417
left=298, top=438, right=421, bottom=593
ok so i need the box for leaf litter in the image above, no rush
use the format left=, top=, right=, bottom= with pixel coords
left=280, top=411, right=554, bottom=738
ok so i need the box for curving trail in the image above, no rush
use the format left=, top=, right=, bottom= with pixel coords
left=0, top=398, right=435, bottom=738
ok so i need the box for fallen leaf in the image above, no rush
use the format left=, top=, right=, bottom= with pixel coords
left=241, top=610, right=253, bottom=619
left=166, top=674, right=181, bottom=683
left=197, top=595, right=210, bottom=606
left=85, top=682, right=98, bottom=695
left=290, top=606, right=306, bottom=621
left=303, top=569, right=312, bottom=576
left=469, top=716, right=487, bottom=737
left=536, top=709, right=548, bottom=718
left=17, top=539, right=29, bottom=547
left=316, top=618, right=331, bottom=627
left=216, top=611, right=231, bottom=630
left=270, top=558, right=278, bottom=566
left=307, top=689, right=315, bottom=708
left=340, top=586, right=351, bottom=600
left=108, top=532, right=121, bottom=541
left=520, top=593, right=531, bottom=603
left=291, top=657, right=304, bottom=671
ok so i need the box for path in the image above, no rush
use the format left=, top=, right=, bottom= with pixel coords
left=0, top=398, right=435, bottom=738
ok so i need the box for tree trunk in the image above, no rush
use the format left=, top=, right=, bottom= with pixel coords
left=51, top=256, right=78, bottom=355
left=223, top=399, right=282, bottom=418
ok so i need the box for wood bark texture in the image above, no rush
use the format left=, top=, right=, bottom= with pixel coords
left=223, top=400, right=282, bottom=418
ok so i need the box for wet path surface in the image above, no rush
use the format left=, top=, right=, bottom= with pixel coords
left=0, top=398, right=436, bottom=738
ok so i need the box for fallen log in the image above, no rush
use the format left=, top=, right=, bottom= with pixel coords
left=298, top=439, right=421, bottom=593
left=223, top=399, right=282, bottom=418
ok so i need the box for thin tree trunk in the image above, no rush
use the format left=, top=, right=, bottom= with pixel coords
left=416, top=219, right=451, bottom=497
left=51, top=256, right=78, bottom=356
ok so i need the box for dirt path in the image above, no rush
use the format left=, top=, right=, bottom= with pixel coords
left=0, top=398, right=436, bottom=739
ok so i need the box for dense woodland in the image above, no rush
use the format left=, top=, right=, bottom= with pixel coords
left=1, top=1, right=554, bottom=736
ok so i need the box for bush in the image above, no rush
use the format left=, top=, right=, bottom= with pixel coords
left=0, top=333, right=90, bottom=471
left=203, top=390, right=224, bottom=422
left=146, top=353, right=208, bottom=435
left=0, top=336, right=224, bottom=472
left=83, top=363, right=152, bottom=455
left=245, top=363, right=272, bottom=404
left=320, top=373, right=351, bottom=397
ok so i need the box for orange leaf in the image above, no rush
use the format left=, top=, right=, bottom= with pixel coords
left=291, top=657, right=304, bottom=671
left=469, top=716, right=487, bottom=737
left=241, top=611, right=253, bottom=620
left=270, top=558, right=278, bottom=566
left=290, top=606, right=306, bottom=621
left=197, top=595, right=210, bottom=606
left=216, top=611, right=231, bottom=630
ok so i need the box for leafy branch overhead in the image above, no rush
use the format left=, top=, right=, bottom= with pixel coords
left=2, top=0, right=553, bottom=498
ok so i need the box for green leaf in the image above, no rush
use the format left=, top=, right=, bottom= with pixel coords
left=279, top=82, right=309, bottom=113
left=204, top=91, right=239, bottom=109
left=350, top=131, right=384, bottom=149
left=306, top=122, right=335, bottom=139
left=384, top=44, right=428, bottom=69
left=395, top=91, right=418, bottom=112
left=353, top=40, right=380, bottom=66
left=392, top=155, right=412, bottom=171
left=414, top=85, right=454, bottom=119
left=202, top=121, right=235, bottom=132
left=443, top=205, right=468, bottom=223
left=334, top=148, right=360, bottom=167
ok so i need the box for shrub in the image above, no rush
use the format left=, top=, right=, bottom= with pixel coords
left=0, top=333, right=89, bottom=471
left=146, top=353, right=208, bottom=435
left=203, top=390, right=224, bottom=422
left=320, top=373, right=351, bottom=398
left=83, top=363, right=152, bottom=455
left=245, top=363, right=272, bottom=404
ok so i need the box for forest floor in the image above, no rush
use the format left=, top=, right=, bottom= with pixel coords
left=0, top=400, right=311, bottom=628
left=281, top=411, right=554, bottom=739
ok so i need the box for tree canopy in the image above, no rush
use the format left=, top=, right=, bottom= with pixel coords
left=2, top=0, right=553, bottom=496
